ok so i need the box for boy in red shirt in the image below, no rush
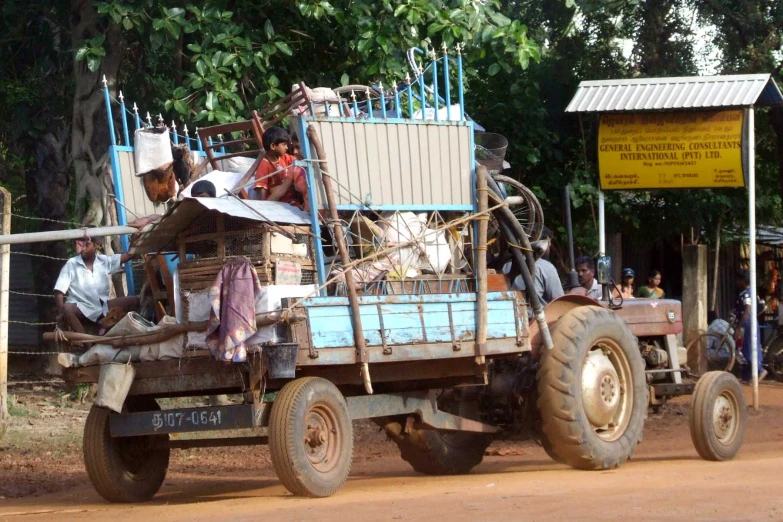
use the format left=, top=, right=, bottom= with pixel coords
left=254, top=126, right=309, bottom=211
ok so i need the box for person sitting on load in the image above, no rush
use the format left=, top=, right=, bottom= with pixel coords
left=54, top=235, right=138, bottom=335
left=254, top=126, right=309, bottom=211
left=576, top=255, right=602, bottom=300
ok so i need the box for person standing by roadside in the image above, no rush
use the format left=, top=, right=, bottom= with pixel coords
left=613, top=268, right=635, bottom=300
left=734, top=269, right=768, bottom=383
left=637, top=269, right=665, bottom=299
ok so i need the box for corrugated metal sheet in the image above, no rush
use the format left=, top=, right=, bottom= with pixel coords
left=130, top=198, right=310, bottom=254
left=566, top=74, right=783, bottom=113
left=305, top=120, right=473, bottom=207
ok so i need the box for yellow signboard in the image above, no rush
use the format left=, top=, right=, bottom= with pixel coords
left=598, top=110, right=745, bottom=190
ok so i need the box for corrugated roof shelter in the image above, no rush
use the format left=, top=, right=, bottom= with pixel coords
left=130, top=198, right=311, bottom=254
left=566, top=74, right=783, bottom=113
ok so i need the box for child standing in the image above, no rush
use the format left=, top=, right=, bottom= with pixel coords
left=254, top=126, right=309, bottom=211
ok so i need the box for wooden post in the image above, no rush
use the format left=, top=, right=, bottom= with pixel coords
left=475, top=166, right=489, bottom=364
left=306, top=125, right=372, bottom=394
left=0, top=187, right=10, bottom=438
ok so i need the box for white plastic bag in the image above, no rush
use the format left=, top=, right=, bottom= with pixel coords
left=134, top=127, right=173, bottom=175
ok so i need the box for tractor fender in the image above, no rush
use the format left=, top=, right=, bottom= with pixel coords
left=529, top=295, right=598, bottom=357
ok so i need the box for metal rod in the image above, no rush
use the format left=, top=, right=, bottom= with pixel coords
left=351, top=90, right=359, bottom=118
left=133, top=103, right=140, bottom=131
left=475, top=166, right=488, bottom=363
left=379, top=83, right=387, bottom=119
left=307, top=125, right=372, bottom=394
left=196, top=129, right=203, bottom=152
left=119, top=91, right=130, bottom=146
left=297, top=119, right=327, bottom=289
left=366, top=88, right=373, bottom=119
left=102, top=76, right=118, bottom=147
left=749, top=107, right=759, bottom=409
left=418, top=61, right=426, bottom=119
left=393, top=81, right=401, bottom=118
left=457, top=44, right=464, bottom=120
left=405, top=74, right=414, bottom=119
left=431, top=53, right=439, bottom=120
left=565, top=185, right=576, bottom=270
left=443, top=44, right=451, bottom=120
left=0, top=188, right=9, bottom=437
left=0, top=226, right=137, bottom=246
left=171, top=121, right=179, bottom=145
left=598, top=189, right=606, bottom=255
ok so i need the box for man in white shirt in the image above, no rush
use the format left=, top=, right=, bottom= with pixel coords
left=54, top=236, right=137, bottom=334
left=576, top=255, right=602, bottom=300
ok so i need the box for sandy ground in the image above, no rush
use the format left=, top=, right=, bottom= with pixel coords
left=2, top=383, right=783, bottom=521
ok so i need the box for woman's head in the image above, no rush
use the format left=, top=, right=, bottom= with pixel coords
left=647, top=269, right=662, bottom=287
left=622, top=267, right=634, bottom=285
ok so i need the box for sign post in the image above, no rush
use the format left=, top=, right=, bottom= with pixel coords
left=748, top=108, right=758, bottom=409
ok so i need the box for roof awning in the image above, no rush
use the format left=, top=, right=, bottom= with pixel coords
left=129, top=197, right=311, bottom=254
left=566, top=74, right=783, bottom=113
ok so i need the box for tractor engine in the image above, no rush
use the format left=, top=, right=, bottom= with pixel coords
left=640, top=339, right=669, bottom=382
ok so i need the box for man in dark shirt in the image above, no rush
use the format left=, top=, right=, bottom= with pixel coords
left=734, top=269, right=767, bottom=383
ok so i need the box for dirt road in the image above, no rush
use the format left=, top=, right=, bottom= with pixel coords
left=3, top=385, right=783, bottom=521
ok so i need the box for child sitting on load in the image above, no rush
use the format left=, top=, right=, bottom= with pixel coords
left=254, top=126, right=309, bottom=211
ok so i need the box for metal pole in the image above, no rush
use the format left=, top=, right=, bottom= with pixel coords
left=443, top=43, right=451, bottom=121
left=598, top=189, right=606, bottom=255
left=749, top=107, right=759, bottom=409
left=0, top=188, right=9, bottom=438
left=0, top=226, right=137, bottom=246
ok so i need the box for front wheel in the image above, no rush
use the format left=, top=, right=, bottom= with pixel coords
left=268, top=377, right=353, bottom=498
left=690, top=371, right=746, bottom=461
left=537, top=306, right=648, bottom=470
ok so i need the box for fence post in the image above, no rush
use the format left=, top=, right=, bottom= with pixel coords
left=0, top=188, right=11, bottom=438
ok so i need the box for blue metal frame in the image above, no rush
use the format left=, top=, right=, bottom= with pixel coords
left=102, top=82, right=135, bottom=294
left=297, top=116, right=327, bottom=291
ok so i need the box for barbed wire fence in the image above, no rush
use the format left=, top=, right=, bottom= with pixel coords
left=1, top=196, right=92, bottom=405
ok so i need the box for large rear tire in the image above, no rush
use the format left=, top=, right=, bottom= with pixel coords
left=690, top=371, right=746, bottom=461
left=83, top=397, right=170, bottom=503
left=268, top=377, right=353, bottom=498
left=537, top=306, right=648, bottom=470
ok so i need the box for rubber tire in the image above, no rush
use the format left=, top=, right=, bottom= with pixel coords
left=268, top=377, right=353, bottom=497
left=537, top=305, right=648, bottom=470
left=690, top=371, right=747, bottom=461
left=392, top=427, right=492, bottom=475
left=83, top=397, right=170, bottom=503
left=764, top=337, right=783, bottom=381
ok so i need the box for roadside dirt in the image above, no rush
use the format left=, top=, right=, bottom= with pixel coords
left=2, top=382, right=783, bottom=521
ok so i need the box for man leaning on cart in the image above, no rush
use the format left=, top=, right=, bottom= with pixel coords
left=54, top=235, right=138, bottom=335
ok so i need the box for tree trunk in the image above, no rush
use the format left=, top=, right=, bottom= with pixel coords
left=70, top=0, right=123, bottom=238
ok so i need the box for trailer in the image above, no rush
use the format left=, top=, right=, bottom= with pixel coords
left=56, top=55, right=745, bottom=503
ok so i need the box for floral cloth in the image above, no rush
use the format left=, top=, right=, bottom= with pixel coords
left=206, top=256, right=263, bottom=363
